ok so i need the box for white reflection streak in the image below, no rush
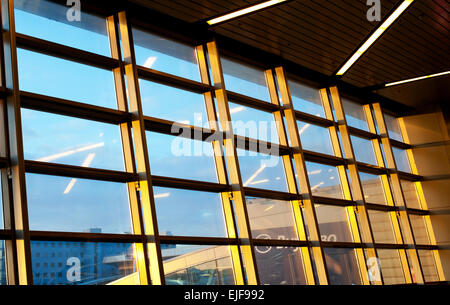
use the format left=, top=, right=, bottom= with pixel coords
left=154, top=192, right=170, bottom=199
left=298, top=124, right=310, bottom=135
left=37, top=142, right=104, bottom=162
left=307, top=170, right=322, bottom=175
left=310, top=181, right=324, bottom=191
left=243, top=164, right=266, bottom=186
left=143, top=56, right=157, bottom=68
left=230, top=106, right=245, bottom=114
left=63, top=153, right=96, bottom=195
left=250, top=179, right=269, bottom=185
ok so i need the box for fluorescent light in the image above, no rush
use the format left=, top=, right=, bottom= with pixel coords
left=207, top=0, right=287, bottom=25
left=63, top=153, right=96, bottom=194
left=38, top=142, right=104, bottom=162
left=385, top=71, right=450, bottom=87
left=243, top=164, right=266, bottom=186
left=311, top=181, right=324, bottom=191
left=230, top=106, right=246, bottom=114
left=143, top=56, right=157, bottom=68
left=298, top=124, right=310, bottom=135
left=250, top=179, right=269, bottom=185
left=154, top=192, right=170, bottom=199
left=336, top=0, right=414, bottom=76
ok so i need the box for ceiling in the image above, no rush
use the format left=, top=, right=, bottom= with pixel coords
left=128, top=0, right=449, bottom=111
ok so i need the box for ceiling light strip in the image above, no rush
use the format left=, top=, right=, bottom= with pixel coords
left=385, top=71, right=450, bottom=87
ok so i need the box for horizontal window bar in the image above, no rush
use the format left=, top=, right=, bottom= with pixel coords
left=252, top=239, right=310, bottom=247
left=292, top=108, right=336, bottom=127
left=390, top=138, right=412, bottom=149
left=313, top=196, right=355, bottom=207
left=0, top=157, right=9, bottom=168
left=29, top=231, right=143, bottom=243
left=159, top=235, right=238, bottom=245
left=15, top=33, right=119, bottom=70
left=227, top=91, right=280, bottom=112
left=365, top=203, right=399, bottom=212
left=151, top=175, right=230, bottom=193
left=303, top=150, right=345, bottom=166
left=321, top=241, right=364, bottom=248
left=244, top=187, right=299, bottom=201
left=348, top=126, right=379, bottom=140
left=0, top=230, right=13, bottom=239
left=407, top=208, right=430, bottom=216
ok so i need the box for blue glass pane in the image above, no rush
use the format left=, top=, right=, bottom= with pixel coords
left=0, top=241, right=5, bottom=285
left=17, top=48, right=117, bottom=109
left=154, top=187, right=227, bottom=238
left=222, top=57, right=270, bottom=102
left=133, top=28, right=200, bottom=81
left=393, top=147, right=411, bottom=173
left=342, top=98, right=369, bottom=131
left=139, top=79, right=207, bottom=126
left=305, top=162, right=343, bottom=199
left=26, top=173, right=132, bottom=234
left=288, top=80, right=325, bottom=118
left=22, top=109, right=125, bottom=171
left=229, top=102, right=279, bottom=144
left=384, top=114, right=403, bottom=142
left=31, top=241, right=137, bottom=285
left=298, top=121, right=334, bottom=155
left=237, top=148, right=287, bottom=192
left=14, top=0, right=111, bottom=56
left=147, top=131, right=217, bottom=182
left=351, top=135, right=377, bottom=165
left=162, top=245, right=235, bottom=285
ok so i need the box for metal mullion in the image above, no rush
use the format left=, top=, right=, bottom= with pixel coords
left=325, top=86, right=383, bottom=285
left=117, top=11, right=164, bottom=285
left=363, top=104, right=413, bottom=284
left=374, top=103, right=445, bottom=282
left=274, top=66, right=329, bottom=285
left=195, top=44, right=245, bottom=285
left=206, top=39, right=260, bottom=285
left=265, top=68, right=315, bottom=285
left=319, top=88, right=371, bottom=285
left=1, top=0, right=33, bottom=285
left=106, top=14, right=150, bottom=285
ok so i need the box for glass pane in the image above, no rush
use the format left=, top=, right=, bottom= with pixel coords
left=140, top=79, right=207, bottom=126
left=14, top=0, right=110, bottom=56
left=238, top=149, right=287, bottom=192
left=351, top=136, right=378, bottom=165
left=410, top=215, right=430, bottom=245
left=323, top=248, right=362, bottom=285
left=384, top=114, right=403, bottom=142
left=26, top=173, right=132, bottom=234
left=359, top=172, right=387, bottom=205
left=22, top=109, right=124, bottom=171
left=162, top=245, right=235, bottom=285
left=377, top=249, right=405, bottom=285
left=0, top=241, right=5, bottom=285
left=341, top=98, right=369, bottom=131
left=221, top=57, right=270, bottom=102
left=288, top=80, right=325, bottom=118
left=368, top=210, right=397, bottom=244
left=400, top=180, right=422, bottom=209
left=17, top=49, right=117, bottom=109
left=306, top=162, right=343, bottom=199
left=154, top=187, right=226, bottom=238
left=133, top=28, right=200, bottom=81
left=392, top=147, right=411, bottom=173
left=0, top=178, right=3, bottom=229
left=418, top=250, right=439, bottom=282
left=31, top=241, right=137, bottom=285
left=246, top=197, right=298, bottom=240
left=298, top=121, right=334, bottom=155
left=254, top=246, right=307, bottom=285
left=229, top=102, right=279, bottom=144
left=147, top=131, right=217, bottom=182
left=315, top=205, right=353, bottom=242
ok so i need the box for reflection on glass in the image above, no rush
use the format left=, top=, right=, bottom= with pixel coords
left=237, top=148, right=287, bottom=192
left=17, top=49, right=117, bottom=109
left=14, top=0, right=111, bottom=56
left=315, top=205, right=353, bottom=242
left=368, top=210, right=397, bottom=244
left=140, top=79, right=207, bottom=125
left=162, top=245, right=235, bottom=285
left=377, top=249, right=405, bottom=285
left=359, top=172, right=387, bottom=204
left=324, top=248, right=361, bottom=285
left=305, top=162, right=343, bottom=199
left=351, top=136, right=377, bottom=165
left=22, top=109, right=124, bottom=171
left=0, top=178, right=3, bottom=229
left=147, top=131, right=217, bottom=182
left=254, top=246, right=306, bottom=285
left=222, top=57, right=270, bottom=102
left=410, top=215, right=430, bottom=245
left=133, top=28, right=200, bottom=81
left=0, top=241, right=5, bottom=285
left=384, top=114, right=403, bottom=142
left=229, top=102, right=279, bottom=144
left=392, top=147, right=411, bottom=173
left=31, top=241, right=137, bottom=285
left=341, top=98, right=369, bottom=131
left=26, top=173, right=132, bottom=234
left=418, top=250, right=439, bottom=282
left=246, top=197, right=298, bottom=240
left=297, top=121, right=334, bottom=155
left=400, top=180, right=422, bottom=209
left=154, top=187, right=226, bottom=237
left=288, top=80, right=325, bottom=118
